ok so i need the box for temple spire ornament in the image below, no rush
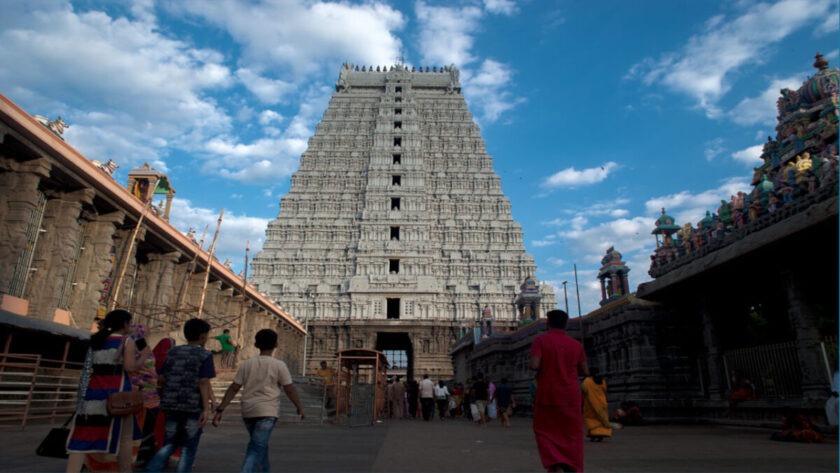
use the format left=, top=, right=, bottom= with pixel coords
left=598, top=247, right=630, bottom=306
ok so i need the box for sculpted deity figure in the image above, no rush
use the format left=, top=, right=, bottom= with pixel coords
left=796, top=153, right=812, bottom=171
left=92, top=158, right=119, bottom=176
left=34, top=115, right=68, bottom=139
left=337, top=63, right=351, bottom=92
left=717, top=199, right=732, bottom=227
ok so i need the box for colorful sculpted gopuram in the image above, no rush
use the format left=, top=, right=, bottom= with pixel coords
left=649, top=53, right=838, bottom=277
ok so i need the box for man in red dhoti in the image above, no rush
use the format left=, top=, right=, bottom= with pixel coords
left=530, top=310, right=589, bottom=472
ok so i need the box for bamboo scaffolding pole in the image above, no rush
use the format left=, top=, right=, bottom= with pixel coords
left=196, top=209, right=224, bottom=319
left=109, top=179, right=158, bottom=311
left=235, top=241, right=250, bottom=343
left=172, top=224, right=209, bottom=324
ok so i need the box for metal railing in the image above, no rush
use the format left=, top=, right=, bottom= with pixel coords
left=723, top=341, right=802, bottom=400
left=0, top=353, right=82, bottom=429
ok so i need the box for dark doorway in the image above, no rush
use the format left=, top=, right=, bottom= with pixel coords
left=376, top=332, right=413, bottom=380
left=387, top=298, right=400, bottom=318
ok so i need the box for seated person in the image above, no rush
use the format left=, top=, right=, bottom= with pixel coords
left=727, top=370, right=756, bottom=409
left=611, top=401, right=643, bottom=426
left=770, top=408, right=823, bottom=443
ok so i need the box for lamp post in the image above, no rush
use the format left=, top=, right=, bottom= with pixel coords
left=561, top=281, right=569, bottom=315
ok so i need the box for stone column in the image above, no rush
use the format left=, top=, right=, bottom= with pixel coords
left=781, top=269, right=827, bottom=401
left=132, top=251, right=181, bottom=329
left=699, top=297, right=725, bottom=400
left=25, top=189, right=95, bottom=320
left=0, top=157, right=51, bottom=295
left=67, top=211, right=125, bottom=329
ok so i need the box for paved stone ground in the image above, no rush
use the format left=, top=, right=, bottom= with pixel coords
left=6, top=417, right=837, bottom=472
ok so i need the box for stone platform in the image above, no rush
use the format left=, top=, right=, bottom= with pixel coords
left=6, top=417, right=837, bottom=472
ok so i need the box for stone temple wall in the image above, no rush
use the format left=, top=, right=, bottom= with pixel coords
left=0, top=96, right=304, bottom=368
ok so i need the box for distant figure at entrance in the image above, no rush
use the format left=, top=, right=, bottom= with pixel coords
left=530, top=309, right=589, bottom=472
left=391, top=376, right=406, bottom=419
left=315, top=361, right=336, bottom=408
left=407, top=378, right=420, bottom=419
left=419, top=374, right=435, bottom=421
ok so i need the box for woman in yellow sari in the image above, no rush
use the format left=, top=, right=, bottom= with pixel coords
left=582, top=373, right=612, bottom=442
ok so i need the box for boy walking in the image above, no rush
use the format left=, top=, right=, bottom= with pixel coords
left=213, top=329, right=305, bottom=473
left=145, top=318, right=215, bottom=473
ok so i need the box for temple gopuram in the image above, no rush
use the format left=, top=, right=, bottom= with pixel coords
left=251, top=63, right=556, bottom=379
left=455, top=54, right=838, bottom=426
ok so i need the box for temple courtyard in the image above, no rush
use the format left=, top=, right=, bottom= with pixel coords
left=8, top=418, right=837, bottom=472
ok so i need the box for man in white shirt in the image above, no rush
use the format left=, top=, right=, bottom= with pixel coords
left=418, top=374, right=436, bottom=421
left=213, top=329, right=305, bottom=473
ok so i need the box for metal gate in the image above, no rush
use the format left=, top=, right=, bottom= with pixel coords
left=348, top=383, right=375, bottom=427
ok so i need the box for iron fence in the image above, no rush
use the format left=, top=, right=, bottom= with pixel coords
left=723, top=341, right=802, bottom=400
left=0, top=353, right=82, bottom=429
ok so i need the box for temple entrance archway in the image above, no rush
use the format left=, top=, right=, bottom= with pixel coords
left=376, top=332, right=413, bottom=380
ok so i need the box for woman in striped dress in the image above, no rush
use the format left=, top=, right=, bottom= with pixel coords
left=66, top=310, right=151, bottom=473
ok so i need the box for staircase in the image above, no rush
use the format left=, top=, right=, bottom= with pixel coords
left=211, top=371, right=329, bottom=424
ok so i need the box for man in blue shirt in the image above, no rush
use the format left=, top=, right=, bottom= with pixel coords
left=145, top=318, right=215, bottom=473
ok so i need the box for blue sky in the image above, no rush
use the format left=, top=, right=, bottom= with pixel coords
left=1, top=0, right=837, bottom=315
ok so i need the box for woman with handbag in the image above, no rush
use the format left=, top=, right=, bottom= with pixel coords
left=66, top=309, right=151, bottom=473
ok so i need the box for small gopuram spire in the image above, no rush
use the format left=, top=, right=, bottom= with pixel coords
left=598, top=246, right=630, bottom=306
left=515, top=275, right=542, bottom=324
left=126, top=163, right=176, bottom=220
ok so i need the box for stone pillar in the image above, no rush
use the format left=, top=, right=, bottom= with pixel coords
left=132, top=251, right=181, bottom=330
left=25, top=189, right=95, bottom=321
left=781, top=269, right=826, bottom=401
left=67, top=211, right=125, bottom=329
left=0, top=157, right=51, bottom=295
left=699, top=297, right=725, bottom=400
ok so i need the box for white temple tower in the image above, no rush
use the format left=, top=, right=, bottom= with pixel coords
left=252, top=63, right=556, bottom=379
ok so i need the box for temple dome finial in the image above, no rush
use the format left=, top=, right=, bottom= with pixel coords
left=814, top=52, right=829, bottom=71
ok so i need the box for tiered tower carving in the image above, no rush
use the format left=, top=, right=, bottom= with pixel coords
left=252, top=63, right=556, bottom=378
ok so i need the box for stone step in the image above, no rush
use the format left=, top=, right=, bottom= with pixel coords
left=210, top=375, right=329, bottom=424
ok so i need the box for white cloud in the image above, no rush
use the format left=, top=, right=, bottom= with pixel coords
left=732, top=144, right=764, bottom=166
left=539, top=216, right=655, bottom=311
left=204, top=136, right=305, bottom=184
left=546, top=257, right=566, bottom=267
left=416, top=1, right=483, bottom=67
left=258, top=110, right=284, bottom=126
left=462, top=59, right=525, bottom=123
left=414, top=2, right=524, bottom=123
left=0, top=1, right=233, bottom=168
left=483, top=0, right=517, bottom=16
left=542, top=162, right=618, bottom=189
left=627, top=0, right=836, bottom=118
left=704, top=138, right=725, bottom=161
left=167, top=198, right=270, bottom=274
left=236, top=68, right=295, bottom=104
left=174, top=0, right=405, bottom=76
left=729, top=75, right=805, bottom=126
left=201, top=83, right=331, bottom=184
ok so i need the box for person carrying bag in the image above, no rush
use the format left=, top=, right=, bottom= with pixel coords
left=64, top=309, right=151, bottom=473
